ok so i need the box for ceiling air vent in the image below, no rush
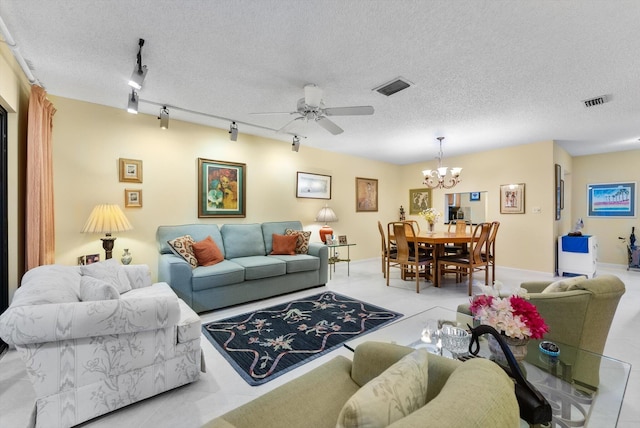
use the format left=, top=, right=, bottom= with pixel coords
left=373, top=77, right=413, bottom=96
left=583, top=95, right=609, bottom=108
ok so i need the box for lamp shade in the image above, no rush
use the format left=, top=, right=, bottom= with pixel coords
left=82, top=204, right=133, bottom=235
left=315, top=206, right=338, bottom=224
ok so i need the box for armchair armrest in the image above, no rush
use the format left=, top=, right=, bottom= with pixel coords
left=350, top=341, right=414, bottom=386
left=122, top=264, right=153, bottom=289
left=520, top=281, right=554, bottom=294
left=0, top=295, right=180, bottom=346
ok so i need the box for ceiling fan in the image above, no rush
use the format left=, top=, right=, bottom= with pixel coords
left=252, top=84, right=374, bottom=135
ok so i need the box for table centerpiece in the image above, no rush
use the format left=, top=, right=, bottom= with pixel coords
left=420, top=208, right=441, bottom=234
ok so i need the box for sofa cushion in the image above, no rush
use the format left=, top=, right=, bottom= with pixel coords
left=230, top=256, right=286, bottom=280
left=542, top=275, right=588, bottom=293
left=268, top=254, right=320, bottom=273
left=193, top=236, right=224, bottom=266
left=81, top=258, right=132, bottom=293
left=8, top=265, right=81, bottom=307
left=270, top=234, right=298, bottom=255
left=191, top=261, right=246, bottom=291
left=285, top=228, right=311, bottom=254
left=221, top=224, right=266, bottom=258
left=79, top=276, right=120, bottom=301
left=262, top=221, right=304, bottom=252
left=336, top=349, right=429, bottom=428
left=167, top=235, right=198, bottom=268
left=156, top=224, right=224, bottom=256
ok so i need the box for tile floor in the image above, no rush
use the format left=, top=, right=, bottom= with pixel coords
left=1, top=259, right=638, bottom=428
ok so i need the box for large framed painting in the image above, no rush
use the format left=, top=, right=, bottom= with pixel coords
left=409, top=188, right=432, bottom=214
left=500, top=183, right=525, bottom=214
left=296, top=172, right=331, bottom=199
left=587, top=182, right=636, bottom=218
left=198, top=158, right=246, bottom=218
left=355, top=177, right=378, bottom=212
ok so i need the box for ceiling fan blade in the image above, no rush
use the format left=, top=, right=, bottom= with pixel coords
left=304, top=84, right=323, bottom=108
left=277, top=116, right=304, bottom=133
left=250, top=111, right=296, bottom=115
left=316, top=116, right=344, bottom=135
left=324, top=106, right=375, bottom=116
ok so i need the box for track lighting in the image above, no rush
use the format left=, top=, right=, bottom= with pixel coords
left=292, top=135, right=300, bottom=152
left=229, top=121, right=238, bottom=141
left=127, top=89, right=139, bottom=114
left=128, top=38, right=148, bottom=90
left=159, top=106, right=169, bottom=129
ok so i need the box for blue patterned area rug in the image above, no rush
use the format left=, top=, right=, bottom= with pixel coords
left=202, top=291, right=402, bottom=385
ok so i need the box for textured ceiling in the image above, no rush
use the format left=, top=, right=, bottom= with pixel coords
left=1, top=0, right=639, bottom=164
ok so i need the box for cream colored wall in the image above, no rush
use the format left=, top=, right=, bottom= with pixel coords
left=572, top=149, right=640, bottom=265
left=51, top=96, right=401, bottom=281
left=400, top=141, right=557, bottom=274
left=0, top=43, right=30, bottom=301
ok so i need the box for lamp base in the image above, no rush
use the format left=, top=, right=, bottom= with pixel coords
left=101, top=237, right=116, bottom=260
left=319, top=226, right=333, bottom=244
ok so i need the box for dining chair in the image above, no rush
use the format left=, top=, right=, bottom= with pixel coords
left=481, top=221, right=500, bottom=285
left=444, top=220, right=470, bottom=255
left=378, top=220, right=397, bottom=278
left=437, top=222, right=491, bottom=295
left=387, top=221, right=433, bottom=293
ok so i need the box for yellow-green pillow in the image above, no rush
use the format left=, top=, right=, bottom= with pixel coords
left=336, top=349, right=429, bottom=428
left=541, top=275, right=587, bottom=293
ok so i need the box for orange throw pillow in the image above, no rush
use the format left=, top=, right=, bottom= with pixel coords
left=270, top=233, right=298, bottom=255
left=192, top=236, right=224, bottom=266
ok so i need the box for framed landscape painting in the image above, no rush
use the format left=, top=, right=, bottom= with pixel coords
left=587, top=182, right=636, bottom=218
left=296, top=172, right=331, bottom=199
left=198, top=158, right=246, bottom=218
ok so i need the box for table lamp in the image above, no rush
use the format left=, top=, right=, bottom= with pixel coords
left=82, top=204, right=133, bottom=259
left=315, top=205, right=338, bottom=243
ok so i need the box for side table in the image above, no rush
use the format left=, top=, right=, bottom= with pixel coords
left=326, top=243, right=356, bottom=279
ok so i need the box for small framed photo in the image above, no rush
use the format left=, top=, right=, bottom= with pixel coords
left=125, top=189, right=142, bottom=208
left=77, top=255, right=86, bottom=265
left=500, top=183, right=525, bottom=214
left=587, top=182, right=636, bottom=217
left=470, top=192, right=481, bottom=201
left=85, top=254, right=100, bottom=264
left=409, top=188, right=432, bottom=214
left=338, top=235, right=348, bottom=245
left=296, top=172, right=331, bottom=199
left=325, top=237, right=335, bottom=245
left=119, top=158, right=143, bottom=183
left=356, top=177, right=378, bottom=212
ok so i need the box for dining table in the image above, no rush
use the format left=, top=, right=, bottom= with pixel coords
left=389, top=230, right=477, bottom=288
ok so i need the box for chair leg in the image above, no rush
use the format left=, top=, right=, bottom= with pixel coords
left=468, top=270, right=474, bottom=296
left=415, top=263, right=420, bottom=293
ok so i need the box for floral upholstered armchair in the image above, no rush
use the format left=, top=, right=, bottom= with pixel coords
left=0, top=261, right=202, bottom=428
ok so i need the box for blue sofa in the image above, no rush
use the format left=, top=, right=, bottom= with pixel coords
left=156, top=221, right=328, bottom=313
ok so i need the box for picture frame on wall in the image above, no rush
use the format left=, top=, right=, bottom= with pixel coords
left=355, top=177, right=378, bottom=212
left=296, top=172, right=331, bottom=199
left=409, top=188, right=432, bottom=214
left=500, top=183, right=525, bottom=214
left=119, top=158, right=143, bottom=183
left=470, top=192, right=481, bottom=201
left=124, top=189, right=142, bottom=208
left=560, top=179, right=565, bottom=210
left=555, top=164, right=561, bottom=220
left=198, top=158, right=246, bottom=218
left=587, top=182, right=636, bottom=218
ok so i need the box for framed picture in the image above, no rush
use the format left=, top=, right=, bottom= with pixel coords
left=500, top=183, right=525, bottom=214
left=338, top=235, right=348, bottom=245
left=356, top=177, right=378, bottom=212
left=409, top=188, right=431, bottom=214
left=124, top=189, right=142, bottom=208
left=560, top=179, right=565, bottom=210
left=587, top=182, right=636, bottom=218
left=198, top=158, right=246, bottom=218
left=470, top=192, right=481, bottom=201
left=325, top=237, right=335, bottom=245
left=119, top=158, right=142, bottom=183
left=296, top=172, right=331, bottom=199
left=85, top=254, right=100, bottom=264
left=555, top=164, right=561, bottom=220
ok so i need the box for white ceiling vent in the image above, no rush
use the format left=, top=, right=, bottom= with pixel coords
left=373, top=77, right=413, bottom=96
left=583, top=94, right=609, bottom=108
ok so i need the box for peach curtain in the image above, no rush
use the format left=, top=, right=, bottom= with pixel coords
left=25, top=85, right=56, bottom=270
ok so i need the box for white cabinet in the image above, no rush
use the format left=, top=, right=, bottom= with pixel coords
left=558, top=235, right=597, bottom=278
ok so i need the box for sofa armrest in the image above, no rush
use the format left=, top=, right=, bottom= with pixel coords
left=308, top=242, right=328, bottom=284
left=0, top=295, right=180, bottom=346
left=122, top=264, right=153, bottom=289
left=520, top=281, right=554, bottom=293
left=158, top=254, right=194, bottom=306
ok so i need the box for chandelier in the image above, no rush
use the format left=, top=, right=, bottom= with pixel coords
left=422, top=137, right=462, bottom=189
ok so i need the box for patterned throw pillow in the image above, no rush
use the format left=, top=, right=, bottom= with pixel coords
left=336, top=349, right=429, bottom=428
left=192, top=236, right=224, bottom=266
left=79, top=275, right=120, bottom=301
left=167, top=235, right=198, bottom=268
left=80, top=258, right=132, bottom=294
left=541, top=275, right=588, bottom=293
left=270, top=233, right=298, bottom=255
left=285, top=228, right=311, bottom=254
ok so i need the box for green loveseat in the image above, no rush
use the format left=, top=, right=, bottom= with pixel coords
left=203, top=342, right=520, bottom=428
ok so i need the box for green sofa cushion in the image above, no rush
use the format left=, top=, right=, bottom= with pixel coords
left=191, top=261, right=245, bottom=291
left=221, top=224, right=266, bottom=258
left=229, top=256, right=286, bottom=280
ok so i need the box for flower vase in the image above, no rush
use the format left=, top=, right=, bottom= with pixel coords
left=428, top=223, right=435, bottom=234
left=488, top=334, right=529, bottom=364
left=121, top=249, right=132, bottom=265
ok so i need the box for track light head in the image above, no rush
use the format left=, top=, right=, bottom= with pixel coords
left=159, top=106, right=169, bottom=129
left=127, top=90, right=139, bottom=114
left=292, top=135, right=300, bottom=152
left=229, top=121, right=238, bottom=141
left=128, top=38, right=148, bottom=89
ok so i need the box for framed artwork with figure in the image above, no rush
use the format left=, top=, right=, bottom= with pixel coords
left=500, top=183, right=525, bottom=214
left=356, top=177, right=378, bottom=212
left=198, top=158, right=246, bottom=218
left=409, top=188, right=431, bottom=214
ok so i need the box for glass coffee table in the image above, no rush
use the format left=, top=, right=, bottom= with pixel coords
left=346, top=306, right=631, bottom=428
